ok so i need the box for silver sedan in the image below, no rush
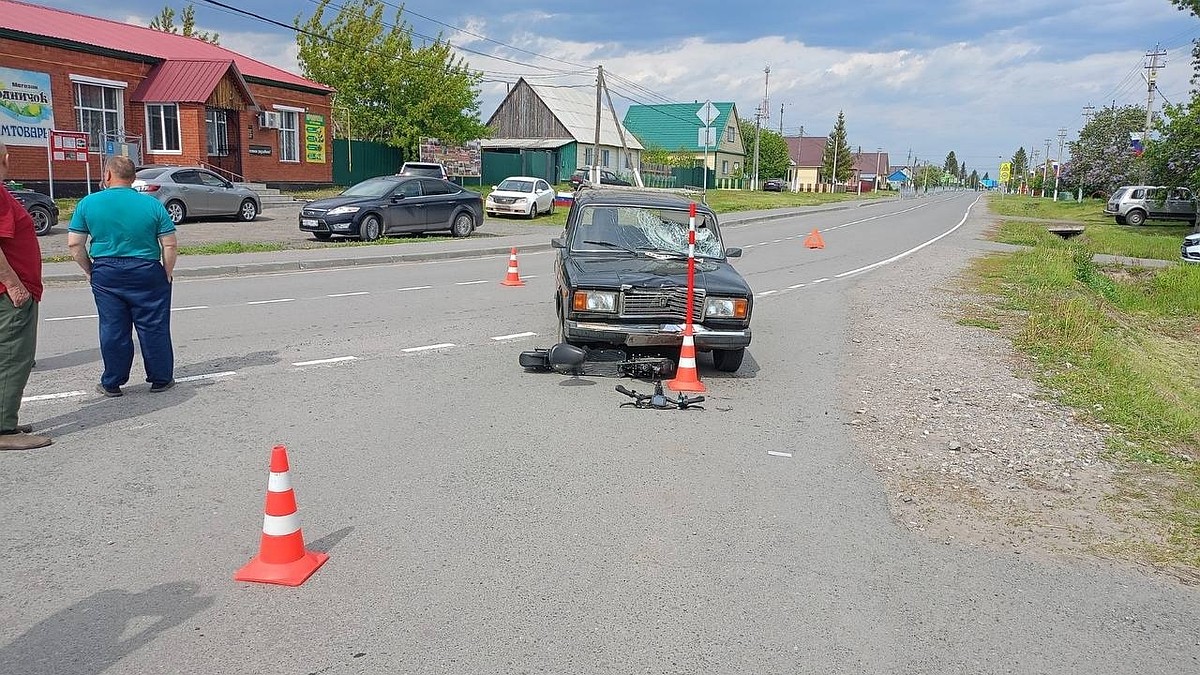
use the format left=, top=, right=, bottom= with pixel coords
left=132, top=166, right=261, bottom=224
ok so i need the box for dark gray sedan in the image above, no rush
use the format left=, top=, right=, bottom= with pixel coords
left=132, top=166, right=261, bottom=224
left=299, top=175, right=483, bottom=241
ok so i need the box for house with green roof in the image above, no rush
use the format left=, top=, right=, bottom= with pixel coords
left=622, top=102, right=746, bottom=183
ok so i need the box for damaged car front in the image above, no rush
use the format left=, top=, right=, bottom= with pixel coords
left=552, top=191, right=753, bottom=372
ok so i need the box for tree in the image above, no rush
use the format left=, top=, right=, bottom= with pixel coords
left=1010, top=147, right=1028, bottom=190
left=943, top=151, right=958, bottom=178
left=1170, top=1, right=1200, bottom=86
left=296, top=0, right=490, bottom=155
left=1066, top=104, right=1148, bottom=196
left=968, top=169, right=979, bottom=189
left=1146, top=97, right=1200, bottom=191
left=149, top=4, right=219, bottom=44
left=737, top=120, right=790, bottom=181
left=959, top=160, right=967, bottom=182
left=821, top=111, right=854, bottom=184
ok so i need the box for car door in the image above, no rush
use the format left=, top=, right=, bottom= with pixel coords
left=1169, top=188, right=1196, bottom=219
left=535, top=180, right=553, bottom=212
left=169, top=170, right=212, bottom=215
left=198, top=170, right=241, bottom=217
left=418, top=179, right=457, bottom=231
left=383, top=179, right=425, bottom=233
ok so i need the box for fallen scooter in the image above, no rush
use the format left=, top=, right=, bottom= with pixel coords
left=519, top=343, right=676, bottom=380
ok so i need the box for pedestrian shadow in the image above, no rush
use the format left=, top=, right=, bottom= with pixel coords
left=31, top=347, right=102, bottom=372
left=0, top=581, right=214, bottom=675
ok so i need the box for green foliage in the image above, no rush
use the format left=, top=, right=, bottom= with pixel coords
left=1146, top=95, right=1200, bottom=192
left=641, top=145, right=673, bottom=168
left=149, top=4, right=219, bottom=44
left=1067, top=105, right=1149, bottom=195
left=969, top=169, right=979, bottom=188
left=1170, top=0, right=1200, bottom=85
left=737, top=120, right=790, bottom=180
left=821, top=111, right=854, bottom=184
left=943, top=151, right=958, bottom=177
left=1010, top=147, right=1028, bottom=190
left=295, top=0, right=490, bottom=156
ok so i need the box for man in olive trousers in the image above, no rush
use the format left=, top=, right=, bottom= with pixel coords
left=0, top=140, right=50, bottom=450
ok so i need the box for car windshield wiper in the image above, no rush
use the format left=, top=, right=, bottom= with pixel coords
left=579, top=240, right=637, bottom=254
left=635, top=246, right=689, bottom=260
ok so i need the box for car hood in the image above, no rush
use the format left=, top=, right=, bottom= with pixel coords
left=564, top=255, right=751, bottom=296
left=306, top=195, right=380, bottom=210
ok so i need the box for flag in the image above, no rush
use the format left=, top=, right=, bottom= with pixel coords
left=1130, top=132, right=1144, bottom=157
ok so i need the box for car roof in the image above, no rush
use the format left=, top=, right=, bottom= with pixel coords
left=499, top=176, right=544, bottom=182
left=402, top=162, right=444, bottom=167
left=573, top=188, right=714, bottom=213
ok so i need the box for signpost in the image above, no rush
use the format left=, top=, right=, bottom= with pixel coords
left=696, top=100, right=718, bottom=194
left=46, top=129, right=90, bottom=199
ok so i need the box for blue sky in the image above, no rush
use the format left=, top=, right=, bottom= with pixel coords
left=35, top=0, right=1200, bottom=174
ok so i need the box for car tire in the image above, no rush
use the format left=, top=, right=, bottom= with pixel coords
left=359, top=214, right=382, bottom=242
left=1126, top=210, right=1146, bottom=227
left=27, top=205, right=52, bottom=236
left=165, top=200, right=186, bottom=225
left=548, top=201, right=555, bottom=216
left=712, top=348, right=745, bottom=373
left=451, top=212, right=474, bottom=237
left=238, top=199, right=258, bottom=222
left=1115, top=215, right=1127, bottom=225
left=313, top=232, right=333, bottom=241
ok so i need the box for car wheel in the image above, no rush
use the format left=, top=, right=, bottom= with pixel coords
left=238, top=199, right=258, bottom=222
left=712, top=348, right=745, bottom=373
left=548, top=200, right=555, bottom=216
left=1115, top=215, right=1127, bottom=225
left=165, top=200, right=186, bottom=225
left=451, top=212, right=474, bottom=237
left=28, top=205, right=52, bottom=236
left=359, top=214, right=382, bottom=242
left=1126, top=210, right=1146, bottom=226
left=313, top=232, right=333, bottom=241
left=557, top=302, right=570, bottom=344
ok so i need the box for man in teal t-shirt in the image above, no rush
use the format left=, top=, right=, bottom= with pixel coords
left=67, top=156, right=179, bottom=397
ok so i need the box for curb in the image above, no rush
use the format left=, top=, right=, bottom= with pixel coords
left=42, top=198, right=904, bottom=283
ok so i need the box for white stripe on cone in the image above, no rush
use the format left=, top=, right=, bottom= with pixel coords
left=678, top=357, right=697, bottom=368
left=267, top=472, right=292, bottom=492
left=262, top=512, right=301, bottom=537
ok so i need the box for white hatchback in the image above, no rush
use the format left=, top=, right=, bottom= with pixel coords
left=486, top=176, right=556, bottom=218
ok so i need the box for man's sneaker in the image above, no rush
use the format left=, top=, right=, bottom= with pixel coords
left=150, top=380, right=176, bottom=393
left=96, top=384, right=123, bottom=397
left=0, top=424, right=33, bottom=435
left=0, top=433, right=52, bottom=450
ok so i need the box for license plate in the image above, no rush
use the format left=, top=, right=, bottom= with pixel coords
left=302, top=218, right=319, bottom=227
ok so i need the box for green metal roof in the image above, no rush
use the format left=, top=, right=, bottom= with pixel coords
left=622, top=102, right=738, bottom=153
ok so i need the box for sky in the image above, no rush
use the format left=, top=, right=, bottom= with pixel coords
left=33, top=0, right=1200, bottom=175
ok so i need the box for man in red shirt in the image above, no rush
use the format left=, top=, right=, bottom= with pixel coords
left=0, top=140, right=50, bottom=450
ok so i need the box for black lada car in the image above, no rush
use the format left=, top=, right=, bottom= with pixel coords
left=552, top=188, right=753, bottom=372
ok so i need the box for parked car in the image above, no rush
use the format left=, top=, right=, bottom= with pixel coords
left=131, top=166, right=260, bottom=225
left=569, top=167, right=631, bottom=189
left=398, top=162, right=449, bottom=180
left=1183, top=232, right=1200, bottom=263
left=762, top=178, right=786, bottom=192
left=5, top=185, right=58, bottom=236
left=1104, top=185, right=1198, bottom=226
left=552, top=188, right=753, bottom=372
left=486, top=176, right=556, bottom=218
left=299, top=175, right=482, bottom=241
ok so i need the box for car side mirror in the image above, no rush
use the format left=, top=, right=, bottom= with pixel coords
left=725, top=247, right=742, bottom=258
left=391, top=194, right=405, bottom=202
left=551, top=237, right=566, bottom=249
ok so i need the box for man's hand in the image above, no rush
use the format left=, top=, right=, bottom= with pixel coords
left=6, top=281, right=30, bottom=307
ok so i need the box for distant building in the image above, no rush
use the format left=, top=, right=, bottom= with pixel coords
left=622, top=102, right=746, bottom=180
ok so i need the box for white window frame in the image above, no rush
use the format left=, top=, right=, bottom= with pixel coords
left=278, top=110, right=299, bottom=163
left=601, top=149, right=611, bottom=167
left=584, top=147, right=594, bottom=166
left=145, top=103, right=182, bottom=154
left=205, top=108, right=229, bottom=156
left=72, top=76, right=126, bottom=151
left=726, top=126, right=736, bottom=143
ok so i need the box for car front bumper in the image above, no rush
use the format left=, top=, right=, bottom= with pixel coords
left=299, top=214, right=357, bottom=235
left=486, top=201, right=530, bottom=215
left=565, top=320, right=751, bottom=350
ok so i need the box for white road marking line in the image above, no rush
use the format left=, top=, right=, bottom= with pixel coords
left=767, top=451, right=793, bottom=458
left=756, top=241, right=769, bottom=246
left=455, top=280, right=488, bottom=286
left=491, top=332, right=537, bottom=341
left=326, top=291, right=369, bottom=297
left=402, top=343, right=456, bottom=353
left=21, top=391, right=86, bottom=403
left=835, top=195, right=982, bottom=280
left=45, top=314, right=98, bottom=322
left=522, top=275, right=539, bottom=279
left=755, top=290, right=778, bottom=298
left=247, top=298, right=295, bottom=305
left=772, top=239, right=782, bottom=243
left=176, top=371, right=237, bottom=383
left=171, top=305, right=208, bottom=312
left=787, top=283, right=806, bottom=289
left=397, top=285, right=432, bottom=291
left=293, top=356, right=358, bottom=367
left=743, top=244, right=757, bottom=248
left=811, top=278, right=829, bottom=284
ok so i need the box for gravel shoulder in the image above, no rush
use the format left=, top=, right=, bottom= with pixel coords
left=843, top=198, right=1188, bottom=581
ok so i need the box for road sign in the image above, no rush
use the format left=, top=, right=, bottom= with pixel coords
left=698, top=127, right=716, bottom=148
left=696, top=100, right=718, bottom=126
left=999, top=162, right=1012, bottom=183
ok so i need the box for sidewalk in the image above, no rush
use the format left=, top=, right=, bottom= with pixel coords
left=42, top=197, right=899, bottom=283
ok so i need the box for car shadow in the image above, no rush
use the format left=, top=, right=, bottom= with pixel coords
left=699, top=350, right=760, bottom=380
left=0, top=581, right=215, bottom=675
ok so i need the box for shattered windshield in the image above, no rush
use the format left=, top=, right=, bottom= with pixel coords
left=569, top=205, right=724, bottom=258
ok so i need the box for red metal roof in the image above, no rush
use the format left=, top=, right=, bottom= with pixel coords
left=0, top=0, right=331, bottom=93
left=130, top=59, right=259, bottom=108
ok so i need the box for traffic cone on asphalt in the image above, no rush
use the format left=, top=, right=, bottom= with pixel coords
left=500, top=247, right=525, bottom=286
left=804, top=228, right=825, bottom=249
left=666, top=325, right=706, bottom=393
left=234, top=445, right=328, bottom=587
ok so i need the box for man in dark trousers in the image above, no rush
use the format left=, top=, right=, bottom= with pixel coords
left=0, top=140, right=50, bottom=450
left=68, top=156, right=178, bottom=397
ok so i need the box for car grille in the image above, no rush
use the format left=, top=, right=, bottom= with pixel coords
left=621, top=287, right=706, bottom=322
left=492, top=196, right=516, bottom=204
left=301, top=208, right=327, bottom=217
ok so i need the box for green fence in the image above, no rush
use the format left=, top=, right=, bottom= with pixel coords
left=482, top=150, right=558, bottom=185
left=333, top=140, right=404, bottom=186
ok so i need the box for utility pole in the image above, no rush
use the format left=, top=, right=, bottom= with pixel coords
left=779, top=102, right=788, bottom=135
left=792, top=124, right=804, bottom=192
left=1041, top=138, right=1051, bottom=198
left=856, top=145, right=863, bottom=196
left=1082, top=104, right=1095, bottom=125
left=752, top=65, right=770, bottom=192
left=1143, top=45, right=1166, bottom=181
left=1053, top=127, right=1067, bottom=202
left=874, top=147, right=882, bottom=193
left=592, top=65, right=603, bottom=186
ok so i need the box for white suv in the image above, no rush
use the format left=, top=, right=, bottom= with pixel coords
left=398, top=162, right=448, bottom=180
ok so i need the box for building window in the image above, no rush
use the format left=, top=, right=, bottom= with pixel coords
left=74, top=83, right=123, bottom=151
left=722, top=160, right=729, bottom=175
left=206, top=108, right=229, bottom=156
left=146, top=104, right=181, bottom=153
left=584, top=147, right=594, bottom=166
left=726, top=126, right=736, bottom=143
left=279, top=110, right=299, bottom=162
left=601, top=149, right=611, bottom=167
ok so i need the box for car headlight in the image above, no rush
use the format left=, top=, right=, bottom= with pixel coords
left=572, top=290, right=617, bottom=313
left=326, top=205, right=361, bottom=216
left=704, top=296, right=748, bottom=319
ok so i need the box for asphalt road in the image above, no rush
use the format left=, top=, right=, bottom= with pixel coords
left=3, top=192, right=1196, bottom=673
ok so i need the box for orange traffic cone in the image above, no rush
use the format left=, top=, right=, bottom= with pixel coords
left=804, top=229, right=825, bottom=249
left=500, top=247, right=525, bottom=286
left=666, top=325, right=706, bottom=393
left=235, top=445, right=328, bottom=586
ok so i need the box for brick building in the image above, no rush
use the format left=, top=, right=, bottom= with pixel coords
left=0, top=0, right=334, bottom=193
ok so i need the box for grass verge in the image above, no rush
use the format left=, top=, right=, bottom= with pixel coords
left=968, top=196, right=1200, bottom=569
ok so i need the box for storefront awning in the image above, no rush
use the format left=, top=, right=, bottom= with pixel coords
left=130, top=59, right=259, bottom=110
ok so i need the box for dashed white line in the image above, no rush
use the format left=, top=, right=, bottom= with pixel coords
left=247, top=298, right=295, bottom=305
left=835, top=195, right=981, bottom=280
left=756, top=241, right=769, bottom=246
left=171, top=305, right=208, bottom=312
left=787, top=283, right=806, bottom=289
left=177, top=371, right=237, bottom=383
left=521, top=275, right=539, bottom=279
left=767, top=451, right=793, bottom=458
left=811, top=278, right=829, bottom=284
left=402, top=343, right=456, bottom=353
left=772, top=239, right=782, bottom=243
left=21, top=391, right=86, bottom=403
left=293, top=356, right=358, bottom=367
left=455, top=280, right=489, bottom=286
left=45, top=314, right=98, bottom=322
left=491, top=332, right=537, bottom=341
left=326, top=291, right=369, bottom=297
left=755, top=290, right=778, bottom=298
left=397, top=285, right=432, bottom=292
